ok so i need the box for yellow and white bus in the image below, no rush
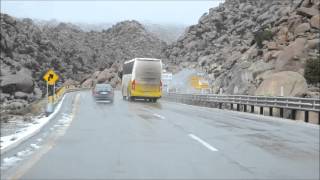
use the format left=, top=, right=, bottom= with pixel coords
left=121, top=58, right=162, bottom=102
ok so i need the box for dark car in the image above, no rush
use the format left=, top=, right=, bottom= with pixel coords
left=92, top=83, right=114, bottom=103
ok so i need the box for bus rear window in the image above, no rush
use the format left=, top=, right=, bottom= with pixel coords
left=135, top=60, right=161, bottom=77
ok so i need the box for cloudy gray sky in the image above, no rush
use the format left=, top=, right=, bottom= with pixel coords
left=1, top=1, right=223, bottom=25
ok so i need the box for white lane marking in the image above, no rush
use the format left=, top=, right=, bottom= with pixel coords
left=153, top=113, right=165, bottom=119
left=188, top=134, right=218, bottom=152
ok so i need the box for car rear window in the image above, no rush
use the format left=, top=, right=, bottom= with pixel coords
left=95, top=84, right=112, bottom=91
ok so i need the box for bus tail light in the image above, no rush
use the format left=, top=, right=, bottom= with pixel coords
left=132, top=80, right=136, bottom=91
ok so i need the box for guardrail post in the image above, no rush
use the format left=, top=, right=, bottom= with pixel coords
left=231, top=103, right=233, bottom=110
left=45, top=102, right=53, bottom=117
left=280, top=108, right=284, bottom=118
left=260, top=107, right=263, bottom=115
left=244, top=104, right=247, bottom=112
left=291, top=110, right=296, bottom=120
left=251, top=105, right=254, bottom=113
left=219, top=103, right=222, bottom=109
left=269, top=107, right=273, bottom=116
left=318, top=112, right=320, bottom=125
left=304, top=111, right=309, bottom=123
left=236, top=104, right=240, bottom=111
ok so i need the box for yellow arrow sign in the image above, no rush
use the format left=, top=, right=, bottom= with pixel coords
left=43, top=69, right=59, bottom=85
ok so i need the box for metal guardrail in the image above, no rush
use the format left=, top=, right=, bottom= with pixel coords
left=45, top=87, right=90, bottom=116
left=163, top=93, right=320, bottom=124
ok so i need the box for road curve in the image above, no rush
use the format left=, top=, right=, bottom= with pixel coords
left=1, top=90, right=319, bottom=179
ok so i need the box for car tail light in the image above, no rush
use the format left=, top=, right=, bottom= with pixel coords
left=132, top=80, right=136, bottom=91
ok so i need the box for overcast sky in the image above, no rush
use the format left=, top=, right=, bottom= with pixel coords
left=1, top=1, right=223, bottom=25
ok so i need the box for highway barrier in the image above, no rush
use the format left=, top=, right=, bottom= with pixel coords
left=46, top=86, right=90, bottom=116
left=163, top=93, right=320, bottom=124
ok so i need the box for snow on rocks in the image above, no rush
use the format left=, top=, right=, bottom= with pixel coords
left=0, top=96, right=65, bottom=154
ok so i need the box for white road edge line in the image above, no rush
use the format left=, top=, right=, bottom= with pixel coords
left=0, top=95, right=66, bottom=154
left=188, top=134, right=218, bottom=152
left=153, top=113, right=165, bottom=119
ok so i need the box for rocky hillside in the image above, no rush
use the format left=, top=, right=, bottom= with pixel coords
left=0, top=13, right=165, bottom=116
left=162, top=0, right=319, bottom=97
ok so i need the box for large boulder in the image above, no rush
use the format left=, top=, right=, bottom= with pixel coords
left=97, top=69, right=113, bottom=83
left=275, top=38, right=307, bottom=71
left=249, top=60, right=274, bottom=78
left=81, top=78, right=95, bottom=88
left=310, top=15, right=320, bottom=29
left=255, top=71, right=308, bottom=97
left=14, top=91, right=31, bottom=99
left=294, top=23, right=310, bottom=35
left=296, top=7, right=319, bottom=18
left=1, top=73, right=34, bottom=93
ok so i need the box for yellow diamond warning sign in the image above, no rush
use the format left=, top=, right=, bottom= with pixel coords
left=43, top=69, right=59, bottom=85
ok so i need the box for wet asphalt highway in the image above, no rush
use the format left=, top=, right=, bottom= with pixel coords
left=1, top=91, right=319, bottom=179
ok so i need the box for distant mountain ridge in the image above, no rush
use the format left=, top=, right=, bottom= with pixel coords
left=33, top=19, right=186, bottom=44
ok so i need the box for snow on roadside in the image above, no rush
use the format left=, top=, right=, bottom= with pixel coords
left=16, top=148, right=33, bottom=157
left=1, top=156, right=22, bottom=169
left=0, top=96, right=66, bottom=154
left=1, top=145, right=37, bottom=170
left=30, top=143, right=40, bottom=149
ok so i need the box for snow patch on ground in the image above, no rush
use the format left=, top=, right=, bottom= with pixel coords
left=16, top=149, right=33, bottom=157
left=30, top=143, right=40, bottom=149
left=1, top=156, right=22, bottom=170
left=0, top=96, right=65, bottom=154
left=1, top=145, right=37, bottom=170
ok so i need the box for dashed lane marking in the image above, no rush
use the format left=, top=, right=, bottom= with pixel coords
left=188, top=134, right=218, bottom=152
left=153, top=113, right=166, bottom=119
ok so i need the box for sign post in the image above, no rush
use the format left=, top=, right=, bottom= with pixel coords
left=53, top=82, right=55, bottom=102
left=46, top=81, right=49, bottom=102
left=43, top=69, right=59, bottom=116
